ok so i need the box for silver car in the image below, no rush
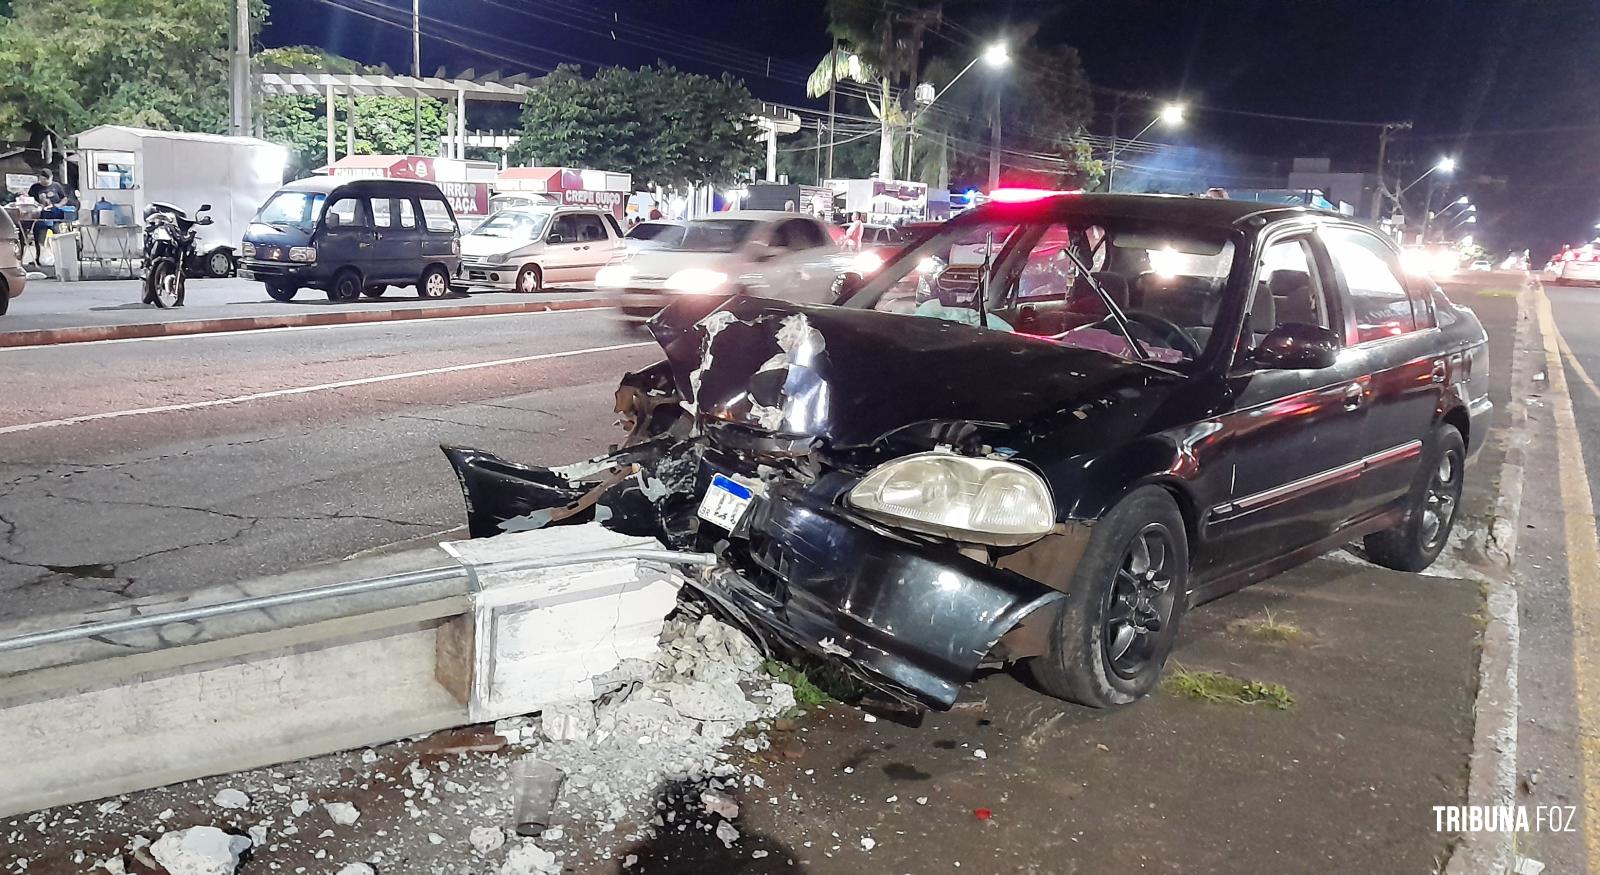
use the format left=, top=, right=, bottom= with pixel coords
left=0, top=208, right=26, bottom=316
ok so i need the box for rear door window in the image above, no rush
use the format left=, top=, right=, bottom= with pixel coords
left=398, top=198, right=417, bottom=229
left=419, top=198, right=457, bottom=234
left=571, top=213, right=607, bottom=242
left=1323, top=228, right=1416, bottom=343
left=370, top=198, right=393, bottom=229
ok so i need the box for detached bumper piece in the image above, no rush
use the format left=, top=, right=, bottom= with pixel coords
left=442, top=441, right=1063, bottom=711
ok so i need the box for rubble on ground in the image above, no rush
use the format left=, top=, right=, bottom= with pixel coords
left=148, top=826, right=250, bottom=875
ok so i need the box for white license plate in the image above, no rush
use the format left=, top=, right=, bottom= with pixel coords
left=697, top=474, right=755, bottom=532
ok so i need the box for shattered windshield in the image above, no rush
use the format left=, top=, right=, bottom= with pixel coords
left=843, top=213, right=1237, bottom=365
left=671, top=219, right=760, bottom=252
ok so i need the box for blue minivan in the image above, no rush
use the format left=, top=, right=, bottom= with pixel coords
left=239, top=177, right=461, bottom=302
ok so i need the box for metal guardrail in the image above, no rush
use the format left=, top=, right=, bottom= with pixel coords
left=0, top=549, right=719, bottom=656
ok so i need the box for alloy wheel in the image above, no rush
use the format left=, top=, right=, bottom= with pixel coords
left=1104, top=523, right=1177, bottom=679
left=424, top=270, right=449, bottom=298
left=1421, top=448, right=1462, bottom=551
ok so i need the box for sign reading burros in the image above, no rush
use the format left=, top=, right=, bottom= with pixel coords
left=561, top=189, right=624, bottom=212
left=437, top=181, right=490, bottom=217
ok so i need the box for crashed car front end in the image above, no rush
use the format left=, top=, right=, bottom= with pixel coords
left=442, top=297, right=1150, bottom=710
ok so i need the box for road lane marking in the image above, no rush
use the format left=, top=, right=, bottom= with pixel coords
left=0, top=341, right=655, bottom=436
left=1556, top=330, right=1600, bottom=406
left=1535, top=286, right=1600, bottom=865
left=0, top=306, right=616, bottom=352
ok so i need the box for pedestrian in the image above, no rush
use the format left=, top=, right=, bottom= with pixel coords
left=647, top=205, right=663, bottom=221
left=26, top=168, right=68, bottom=262
left=844, top=212, right=866, bottom=251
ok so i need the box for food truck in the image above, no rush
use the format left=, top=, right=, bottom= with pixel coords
left=494, top=167, right=632, bottom=221
left=824, top=178, right=929, bottom=223
left=322, top=155, right=496, bottom=222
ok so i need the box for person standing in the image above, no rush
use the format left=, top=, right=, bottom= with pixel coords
left=844, top=211, right=866, bottom=251
left=26, top=168, right=68, bottom=262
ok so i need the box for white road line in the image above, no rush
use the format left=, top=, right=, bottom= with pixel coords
left=0, top=341, right=655, bottom=436
left=0, top=305, right=615, bottom=351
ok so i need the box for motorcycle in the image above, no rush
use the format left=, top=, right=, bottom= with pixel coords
left=140, top=202, right=213, bottom=308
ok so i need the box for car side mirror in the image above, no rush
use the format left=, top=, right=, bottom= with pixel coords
left=1253, top=323, right=1340, bottom=370
left=198, top=203, right=212, bottom=212
left=831, top=272, right=865, bottom=303
left=547, top=233, right=565, bottom=245
left=324, top=213, right=341, bottom=230
left=198, top=216, right=214, bottom=225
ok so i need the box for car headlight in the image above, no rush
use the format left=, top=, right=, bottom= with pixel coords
left=853, top=250, right=885, bottom=275
left=488, top=251, right=512, bottom=264
left=288, top=246, right=317, bottom=263
left=847, top=451, right=1055, bottom=546
left=596, top=264, right=634, bottom=288
left=241, top=241, right=256, bottom=258
left=665, top=268, right=729, bottom=293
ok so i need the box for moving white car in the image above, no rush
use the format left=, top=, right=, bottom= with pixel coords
left=1549, top=242, right=1600, bottom=286
left=623, top=220, right=684, bottom=252
left=597, top=210, right=850, bottom=316
left=458, top=205, right=626, bottom=292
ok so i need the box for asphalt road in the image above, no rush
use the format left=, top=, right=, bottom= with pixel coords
left=2, top=275, right=603, bottom=333
left=0, top=306, right=661, bottom=623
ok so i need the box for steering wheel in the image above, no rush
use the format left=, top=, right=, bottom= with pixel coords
left=1099, top=309, right=1203, bottom=359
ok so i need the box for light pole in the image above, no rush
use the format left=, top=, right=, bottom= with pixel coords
left=1403, top=157, right=1456, bottom=243
left=412, top=0, right=422, bottom=155
left=904, top=42, right=1008, bottom=182
left=1106, top=102, right=1184, bottom=192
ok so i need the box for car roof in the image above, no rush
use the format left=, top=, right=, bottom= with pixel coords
left=975, top=192, right=1342, bottom=229
left=703, top=210, right=819, bottom=223
left=275, top=176, right=446, bottom=196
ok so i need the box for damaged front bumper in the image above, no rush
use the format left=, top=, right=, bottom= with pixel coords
left=442, top=440, right=1065, bottom=711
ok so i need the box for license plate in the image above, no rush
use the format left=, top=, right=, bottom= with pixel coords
left=697, top=474, right=755, bottom=532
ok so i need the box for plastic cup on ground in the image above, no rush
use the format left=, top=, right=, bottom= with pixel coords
left=511, top=757, right=565, bottom=837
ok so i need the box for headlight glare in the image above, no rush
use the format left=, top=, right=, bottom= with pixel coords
left=848, top=452, right=1054, bottom=546
left=596, top=264, right=634, bottom=288
left=665, top=268, right=729, bottom=293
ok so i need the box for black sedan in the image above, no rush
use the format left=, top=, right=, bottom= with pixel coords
left=443, top=193, right=1491, bottom=711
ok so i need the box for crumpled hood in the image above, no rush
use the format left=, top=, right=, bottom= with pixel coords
left=652, top=297, right=1175, bottom=449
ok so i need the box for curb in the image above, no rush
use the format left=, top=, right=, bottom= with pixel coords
left=0, top=297, right=612, bottom=348
left=1445, top=276, right=1537, bottom=875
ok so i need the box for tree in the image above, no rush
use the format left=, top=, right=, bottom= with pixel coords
left=507, top=65, right=762, bottom=190
left=0, top=0, right=258, bottom=146
left=257, top=46, right=450, bottom=176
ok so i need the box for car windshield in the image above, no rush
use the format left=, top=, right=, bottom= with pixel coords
left=254, top=191, right=327, bottom=230
left=471, top=209, right=552, bottom=240
left=843, top=210, right=1237, bottom=366
left=670, top=219, right=759, bottom=252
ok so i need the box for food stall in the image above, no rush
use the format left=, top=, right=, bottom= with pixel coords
left=72, top=125, right=288, bottom=275
left=495, top=167, right=632, bottom=220
left=321, top=154, right=496, bottom=222
left=825, top=178, right=929, bottom=223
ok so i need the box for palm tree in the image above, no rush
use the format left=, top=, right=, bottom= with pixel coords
left=807, top=46, right=902, bottom=182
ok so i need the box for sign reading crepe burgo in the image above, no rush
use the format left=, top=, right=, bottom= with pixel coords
left=562, top=189, right=624, bottom=209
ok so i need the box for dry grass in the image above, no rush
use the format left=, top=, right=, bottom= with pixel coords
left=1160, top=664, right=1296, bottom=710
left=1226, top=609, right=1307, bottom=643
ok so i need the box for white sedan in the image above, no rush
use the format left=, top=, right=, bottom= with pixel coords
left=597, top=211, right=852, bottom=316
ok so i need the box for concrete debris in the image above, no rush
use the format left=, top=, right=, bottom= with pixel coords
left=288, top=799, right=312, bottom=817
left=622, top=853, right=639, bottom=868
left=360, top=749, right=379, bottom=764
left=540, top=701, right=597, bottom=743
left=96, top=800, right=123, bottom=815
left=99, top=857, right=125, bottom=874
left=212, top=789, right=250, bottom=810
left=700, top=790, right=739, bottom=820
left=428, top=833, right=445, bottom=845
left=973, top=749, right=988, bottom=760
left=498, top=840, right=560, bottom=875
left=715, top=820, right=740, bottom=848
left=861, top=836, right=876, bottom=851
left=148, top=826, right=250, bottom=875
left=335, top=865, right=375, bottom=875
left=469, top=825, right=507, bottom=855
left=752, top=849, right=769, bottom=859
left=246, top=824, right=268, bottom=847
left=323, top=801, right=361, bottom=826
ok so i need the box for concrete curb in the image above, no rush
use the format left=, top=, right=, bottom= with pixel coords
left=0, top=297, right=611, bottom=348
left=1444, top=276, right=1537, bottom=875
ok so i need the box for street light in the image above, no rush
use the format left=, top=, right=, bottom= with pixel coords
left=902, top=42, right=1009, bottom=189
left=1396, top=155, right=1457, bottom=199
left=1107, top=102, right=1185, bottom=192
left=982, top=42, right=1009, bottom=68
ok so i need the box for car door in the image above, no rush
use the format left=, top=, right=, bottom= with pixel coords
left=1198, top=227, right=1372, bottom=578
left=1321, top=225, right=1446, bottom=512
left=566, top=212, right=612, bottom=282
left=315, top=195, right=372, bottom=279
left=541, top=214, right=587, bottom=284
left=763, top=219, right=833, bottom=303
left=417, top=196, right=460, bottom=270
left=369, top=196, right=422, bottom=283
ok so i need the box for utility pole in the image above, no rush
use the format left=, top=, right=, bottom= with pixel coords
left=1374, top=121, right=1412, bottom=220
left=825, top=37, right=838, bottom=180
left=228, top=0, right=251, bottom=136
left=412, top=0, right=422, bottom=155
left=987, top=89, right=1002, bottom=190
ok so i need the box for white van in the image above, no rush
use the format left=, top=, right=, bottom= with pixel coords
left=458, top=205, right=626, bottom=292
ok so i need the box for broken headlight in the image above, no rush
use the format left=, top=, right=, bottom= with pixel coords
left=847, top=452, right=1054, bottom=546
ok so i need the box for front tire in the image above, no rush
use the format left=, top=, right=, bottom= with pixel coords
left=362, top=285, right=387, bottom=298
left=206, top=250, right=235, bottom=278
left=1029, top=485, right=1189, bottom=708
left=1364, top=424, right=1465, bottom=572
left=266, top=283, right=298, bottom=302
left=514, top=264, right=543, bottom=294
left=418, top=265, right=451, bottom=299
left=149, top=259, right=184, bottom=308
left=327, top=269, right=362, bottom=302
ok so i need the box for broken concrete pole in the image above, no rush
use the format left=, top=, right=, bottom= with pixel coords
left=148, top=826, right=250, bottom=875
left=441, top=525, right=684, bottom=722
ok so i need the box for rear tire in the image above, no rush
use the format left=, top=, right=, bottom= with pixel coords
left=1029, top=485, right=1189, bottom=708
left=418, top=265, right=451, bottom=299
left=1364, top=424, right=1466, bottom=572
left=266, top=283, right=298, bottom=302
left=514, top=264, right=543, bottom=293
left=328, top=269, right=362, bottom=302
left=362, top=285, right=387, bottom=298
left=0, top=278, right=9, bottom=316
left=206, top=250, right=235, bottom=278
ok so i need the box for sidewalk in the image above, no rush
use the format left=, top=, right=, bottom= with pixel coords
left=0, top=277, right=610, bottom=345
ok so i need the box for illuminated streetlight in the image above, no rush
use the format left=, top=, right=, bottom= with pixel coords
left=1435, top=156, right=1457, bottom=174
left=1159, top=103, right=1186, bottom=127
left=902, top=41, right=1010, bottom=185
left=1108, top=102, right=1186, bottom=192
left=982, top=42, right=1010, bottom=68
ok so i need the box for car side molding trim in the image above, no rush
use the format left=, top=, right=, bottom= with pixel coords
left=1211, top=439, right=1423, bottom=521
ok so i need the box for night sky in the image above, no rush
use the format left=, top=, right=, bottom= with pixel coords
left=264, top=0, right=1600, bottom=255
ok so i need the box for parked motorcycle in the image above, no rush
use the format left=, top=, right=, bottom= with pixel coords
left=140, top=202, right=213, bottom=308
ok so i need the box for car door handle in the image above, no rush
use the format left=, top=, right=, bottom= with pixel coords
left=1343, top=382, right=1365, bottom=410
left=1431, top=360, right=1448, bottom=383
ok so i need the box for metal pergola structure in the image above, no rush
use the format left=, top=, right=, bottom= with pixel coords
left=255, top=67, right=538, bottom=165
